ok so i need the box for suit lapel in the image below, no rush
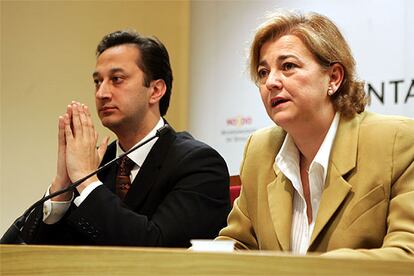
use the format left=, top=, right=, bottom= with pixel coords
left=309, top=114, right=361, bottom=247
left=98, top=142, right=118, bottom=194
left=268, top=164, right=294, bottom=251
left=124, top=126, right=176, bottom=210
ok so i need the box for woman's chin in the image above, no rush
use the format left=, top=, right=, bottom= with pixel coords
left=269, top=112, right=292, bottom=128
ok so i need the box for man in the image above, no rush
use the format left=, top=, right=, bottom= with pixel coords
left=22, top=30, right=230, bottom=247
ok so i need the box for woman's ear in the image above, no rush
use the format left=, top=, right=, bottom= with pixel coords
left=328, top=63, right=345, bottom=95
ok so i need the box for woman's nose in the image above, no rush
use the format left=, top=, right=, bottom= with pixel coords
left=265, top=71, right=283, bottom=90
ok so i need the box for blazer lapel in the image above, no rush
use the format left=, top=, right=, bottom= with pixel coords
left=268, top=164, right=294, bottom=251
left=124, top=126, right=176, bottom=210
left=261, top=127, right=293, bottom=251
left=309, top=114, right=361, bottom=247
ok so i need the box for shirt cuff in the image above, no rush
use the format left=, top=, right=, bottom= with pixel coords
left=73, top=181, right=103, bottom=207
left=43, top=184, right=73, bottom=224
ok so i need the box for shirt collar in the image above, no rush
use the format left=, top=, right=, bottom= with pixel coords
left=312, top=112, right=340, bottom=182
left=275, top=112, right=340, bottom=182
left=276, top=133, right=300, bottom=177
left=116, top=117, right=164, bottom=167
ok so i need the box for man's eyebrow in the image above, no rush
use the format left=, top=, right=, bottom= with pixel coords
left=92, top=68, right=126, bottom=79
left=109, top=67, right=126, bottom=74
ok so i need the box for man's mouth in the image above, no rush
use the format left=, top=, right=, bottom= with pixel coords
left=99, top=106, right=117, bottom=114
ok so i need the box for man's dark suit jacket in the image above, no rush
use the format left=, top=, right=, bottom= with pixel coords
left=22, top=125, right=230, bottom=247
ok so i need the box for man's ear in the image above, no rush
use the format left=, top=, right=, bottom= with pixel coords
left=149, top=79, right=166, bottom=105
left=329, top=63, right=345, bottom=94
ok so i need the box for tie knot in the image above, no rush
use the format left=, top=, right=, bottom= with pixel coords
left=118, top=156, right=135, bottom=176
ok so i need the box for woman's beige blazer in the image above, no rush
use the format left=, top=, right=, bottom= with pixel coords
left=218, top=111, right=414, bottom=259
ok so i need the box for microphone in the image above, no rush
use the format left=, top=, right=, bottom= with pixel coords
left=0, top=124, right=170, bottom=244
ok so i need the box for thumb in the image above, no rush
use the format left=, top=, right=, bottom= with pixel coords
left=97, top=136, right=110, bottom=162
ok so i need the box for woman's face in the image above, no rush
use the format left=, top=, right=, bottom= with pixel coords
left=257, top=34, right=334, bottom=130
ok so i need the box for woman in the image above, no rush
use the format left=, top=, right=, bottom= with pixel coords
left=217, top=10, right=414, bottom=259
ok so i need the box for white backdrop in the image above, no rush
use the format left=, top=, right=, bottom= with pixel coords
left=189, top=0, right=414, bottom=175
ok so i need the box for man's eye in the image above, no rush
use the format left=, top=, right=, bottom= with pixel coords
left=282, top=62, right=296, bottom=71
left=112, top=76, right=123, bottom=84
left=93, top=79, right=101, bottom=88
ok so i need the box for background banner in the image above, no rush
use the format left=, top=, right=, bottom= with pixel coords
left=189, top=0, right=414, bottom=175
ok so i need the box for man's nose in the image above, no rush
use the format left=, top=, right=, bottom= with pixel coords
left=265, top=71, right=283, bottom=90
left=96, top=80, right=111, bottom=99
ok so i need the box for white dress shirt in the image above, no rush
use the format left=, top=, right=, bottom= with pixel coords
left=275, top=112, right=340, bottom=254
left=43, top=118, right=164, bottom=224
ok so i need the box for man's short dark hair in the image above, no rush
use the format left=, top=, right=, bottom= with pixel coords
left=96, top=30, right=173, bottom=116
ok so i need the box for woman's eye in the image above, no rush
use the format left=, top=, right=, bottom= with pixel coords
left=257, top=69, right=269, bottom=79
left=282, top=62, right=296, bottom=71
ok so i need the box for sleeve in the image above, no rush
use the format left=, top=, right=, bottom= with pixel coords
left=216, top=135, right=259, bottom=250
left=63, top=144, right=231, bottom=247
left=43, top=189, right=72, bottom=224
left=33, top=181, right=100, bottom=226
left=21, top=186, right=73, bottom=242
left=73, top=180, right=102, bottom=206
left=323, top=119, right=414, bottom=260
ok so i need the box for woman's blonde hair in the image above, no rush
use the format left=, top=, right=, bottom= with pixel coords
left=250, top=10, right=367, bottom=117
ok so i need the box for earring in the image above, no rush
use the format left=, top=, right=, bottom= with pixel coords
left=327, top=86, right=334, bottom=96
